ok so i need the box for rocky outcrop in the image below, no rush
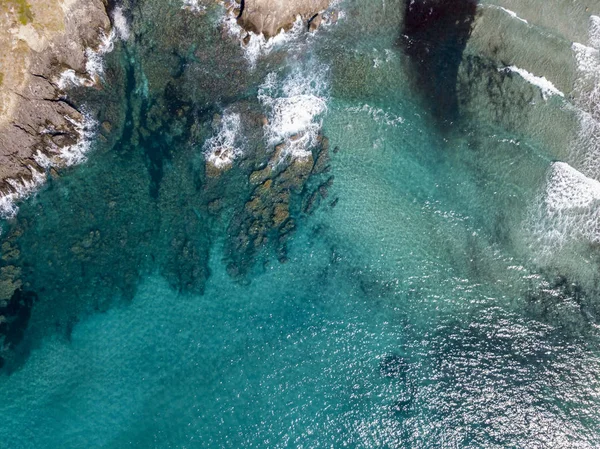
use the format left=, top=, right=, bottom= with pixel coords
left=236, top=0, right=330, bottom=37
left=0, top=0, right=111, bottom=216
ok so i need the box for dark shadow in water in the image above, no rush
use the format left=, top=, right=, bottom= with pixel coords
left=399, top=0, right=478, bottom=125
left=0, top=289, right=36, bottom=369
left=380, top=353, right=409, bottom=379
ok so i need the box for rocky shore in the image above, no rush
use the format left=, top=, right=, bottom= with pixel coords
left=234, top=0, right=330, bottom=37
left=0, top=0, right=111, bottom=217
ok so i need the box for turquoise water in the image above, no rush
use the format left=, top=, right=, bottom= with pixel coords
left=2, top=0, right=600, bottom=447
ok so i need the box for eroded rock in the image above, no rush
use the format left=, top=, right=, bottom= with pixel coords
left=237, top=0, right=330, bottom=37
left=0, top=0, right=111, bottom=213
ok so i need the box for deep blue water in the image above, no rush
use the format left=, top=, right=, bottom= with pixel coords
left=2, top=0, right=600, bottom=447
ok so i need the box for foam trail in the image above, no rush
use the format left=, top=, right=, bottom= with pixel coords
left=346, top=104, right=404, bottom=127
left=258, top=68, right=328, bottom=162
left=490, top=5, right=528, bottom=24
left=501, top=66, right=564, bottom=99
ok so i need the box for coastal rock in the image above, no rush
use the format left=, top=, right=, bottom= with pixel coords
left=0, top=0, right=111, bottom=214
left=308, top=13, right=323, bottom=32
left=237, top=0, right=330, bottom=37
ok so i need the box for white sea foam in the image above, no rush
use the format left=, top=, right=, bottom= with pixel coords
left=58, top=114, right=97, bottom=166
left=111, top=7, right=131, bottom=41
left=0, top=112, right=97, bottom=219
left=0, top=169, right=46, bottom=219
left=346, top=104, right=404, bottom=127
left=38, top=112, right=97, bottom=167
left=528, top=162, right=600, bottom=254
left=223, top=14, right=304, bottom=68
left=181, top=0, right=206, bottom=13
left=4, top=21, right=112, bottom=219
left=203, top=111, right=243, bottom=169
left=590, top=15, right=600, bottom=49
left=258, top=68, right=328, bottom=161
left=85, top=29, right=115, bottom=79
left=57, top=28, right=115, bottom=89
left=545, top=162, right=600, bottom=211
left=526, top=16, right=600, bottom=261
left=495, top=6, right=529, bottom=24
left=501, top=66, right=564, bottom=100
left=57, top=69, right=94, bottom=90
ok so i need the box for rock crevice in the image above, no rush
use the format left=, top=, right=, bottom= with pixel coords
left=0, top=0, right=112, bottom=215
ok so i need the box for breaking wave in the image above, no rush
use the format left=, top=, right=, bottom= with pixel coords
left=0, top=112, right=98, bottom=219
left=570, top=17, right=600, bottom=180
left=524, top=16, right=600, bottom=279
left=222, top=13, right=305, bottom=68
left=0, top=170, right=46, bottom=220
left=111, top=7, right=131, bottom=41
left=500, top=66, right=564, bottom=100
left=203, top=111, right=244, bottom=169
left=58, top=28, right=116, bottom=89
left=258, top=68, right=328, bottom=162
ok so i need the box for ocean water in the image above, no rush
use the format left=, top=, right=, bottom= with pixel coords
left=2, top=0, right=600, bottom=447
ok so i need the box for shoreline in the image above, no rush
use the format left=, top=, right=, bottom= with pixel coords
left=0, top=0, right=113, bottom=219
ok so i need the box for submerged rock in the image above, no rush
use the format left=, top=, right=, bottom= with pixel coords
left=226, top=132, right=333, bottom=277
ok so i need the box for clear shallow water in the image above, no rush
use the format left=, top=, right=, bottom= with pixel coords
left=2, top=0, right=600, bottom=447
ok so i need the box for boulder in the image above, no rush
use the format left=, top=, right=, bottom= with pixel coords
left=238, top=0, right=330, bottom=37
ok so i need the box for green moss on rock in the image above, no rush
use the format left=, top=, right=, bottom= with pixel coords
left=1, top=0, right=34, bottom=24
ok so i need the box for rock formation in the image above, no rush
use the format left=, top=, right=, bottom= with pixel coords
left=0, top=0, right=111, bottom=216
left=236, top=0, right=330, bottom=37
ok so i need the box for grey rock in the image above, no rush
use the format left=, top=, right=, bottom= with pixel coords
left=0, top=0, right=111, bottom=208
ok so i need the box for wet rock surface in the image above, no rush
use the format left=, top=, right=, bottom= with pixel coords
left=0, top=0, right=111, bottom=210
